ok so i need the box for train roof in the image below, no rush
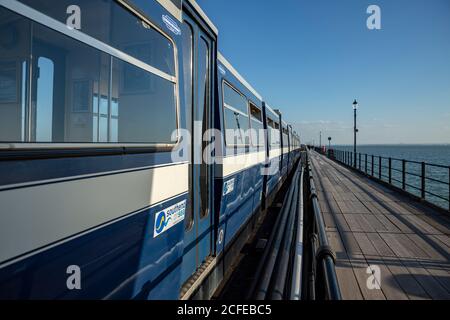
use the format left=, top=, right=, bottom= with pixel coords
left=265, top=104, right=278, bottom=118
left=218, top=52, right=263, bottom=102
left=157, top=0, right=218, bottom=35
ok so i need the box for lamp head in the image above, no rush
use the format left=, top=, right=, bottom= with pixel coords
left=353, top=99, right=358, bottom=110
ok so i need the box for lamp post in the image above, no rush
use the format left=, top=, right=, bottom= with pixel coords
left=353, top=99, right=359, bottom=167
left=319, top=131, right=322, bottom=149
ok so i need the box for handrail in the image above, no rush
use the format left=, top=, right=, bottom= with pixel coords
left=290, top=167, right=305, bottom=300
left=321, top=148, right=450, bottom=212
left=304, top=150, right=342, bottom=300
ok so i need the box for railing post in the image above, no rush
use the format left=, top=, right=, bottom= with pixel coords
left=365, top=154, right=367, bottom=174
left=359, top=153, right=361, bottom=170
left=388, top=158, right=392, bottom=184
left=402, top=160, right=406, bottom=190
left=371, top=155, right=374, bottom=177
left=379, top=157, right=382, bottom=179
left=421, top=162, right=426, bottom=199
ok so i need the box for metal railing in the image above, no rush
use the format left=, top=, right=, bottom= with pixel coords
left=322, top=148, right=450, bottom=212
left=249, top=159, right=304, bottom=300
left=304, top=151, right=341, bottom=300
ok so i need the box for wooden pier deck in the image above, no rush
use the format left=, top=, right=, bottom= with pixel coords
left=310, top=151, right=450, bottom=300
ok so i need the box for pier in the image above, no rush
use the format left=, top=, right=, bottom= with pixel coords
left=309, top=150, right=450, bottom=299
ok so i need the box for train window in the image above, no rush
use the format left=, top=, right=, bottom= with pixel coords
left=111, top=57, right=177, bottom=144
left=198, top=36, right=210, bottom=219
left=249, top=103, right=262, bottom=122
left=282, top=127, right=289, bottom=148
left=222, top=82, right=250, bottom=146
left=223, top=82, right=248, bottom=115
left=249, top=103, right=263, bottom=147
left=223, top=107, right=250, bottom=146
left=0, top=5, right=178, bottom=145
left=18, top=0, right=175, bottom=76
left=250, top=119, right=264, bottom=147
left=267, top=118, right=280, bottom=148
left=0, top=9, right=29, bottom=142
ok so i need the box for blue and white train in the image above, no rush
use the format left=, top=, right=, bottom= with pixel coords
left=0, top=0, right=301, bottom=299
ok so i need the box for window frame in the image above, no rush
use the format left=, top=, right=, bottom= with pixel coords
left=0, top=0, right=181, bottom=151
left=248, top=101, right=264, bottom=147
left=267, top=117, right=280, bottom=148
left=221, top=80, right=251, bottom=148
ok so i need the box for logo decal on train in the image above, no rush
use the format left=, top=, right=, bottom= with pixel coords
left=153, top=200, right=187, bottom=238
left=162, top=15, right=181, bottom=35
left=223, top=178, right=235, bottom=196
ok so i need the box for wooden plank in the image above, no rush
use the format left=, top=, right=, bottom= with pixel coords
left=353, top=233, right=379, bottom=256
left=323, top=211, right=337, bottom=230
left=348, top=253, right=386, bottom=300
left=399, top=258, right=450, bottom=299
left=374, top=214, right=401, bottom=233
left=365, top=255, right=409, bottom=300
left=334, top=214, right=352, bottom=232
left=343, top=214, right=364, bottom=232
left=360, top=200, right=384, bottom=214
left=376, top=256, right=431, bottom=300
left=366, top=233, right=430, bottom=299
left=394, top=233, right=429, bottom=259
left=433, top=235, right=450, bottom=250
left=366, top=233, right=396, bottom=257
left=364, top=214, right=389, bottom=232
left=418, top=214, right=450, bottom=236
left=402, top=215, right=442, bottom=235
left=386, top=201, right=416, bottom=215
left=406, top=234, right=448, bottom=261
left=340, top=232, right=363, bottom=255
left=380, top=233, right=414, bottom=258
left=382, top=214, right=413, bottom=233
left=356, top=214, right=377, bottom=233
left=327, top=231, right=364, bottom=300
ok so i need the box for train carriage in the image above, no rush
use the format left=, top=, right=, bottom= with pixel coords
left=262, top=104, right=282, bottom=207
left=215, top=53, right=266, bottom=266
left=280, top=120, right=290, bottom=181
left=0, top=0, right=301, bottom=300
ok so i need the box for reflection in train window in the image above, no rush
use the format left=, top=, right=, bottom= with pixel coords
left=18, top=0, right=175, bottom=76
left=35, top=57, right=54, bottom=142
left=0, top=6, right=178, bottom=145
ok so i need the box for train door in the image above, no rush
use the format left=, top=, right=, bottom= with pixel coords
left=181, top=13, right=215, bottom=284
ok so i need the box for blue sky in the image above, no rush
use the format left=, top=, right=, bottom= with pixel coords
left=196, top=0, right=450, bottom=145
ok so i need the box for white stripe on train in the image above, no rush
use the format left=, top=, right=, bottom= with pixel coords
left=0, top=163, right=188, bottom=264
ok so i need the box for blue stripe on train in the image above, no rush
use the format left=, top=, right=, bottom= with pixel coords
left=215, top=161, right=265, bottom=254
left=0, top=193, right=188, bottom=300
